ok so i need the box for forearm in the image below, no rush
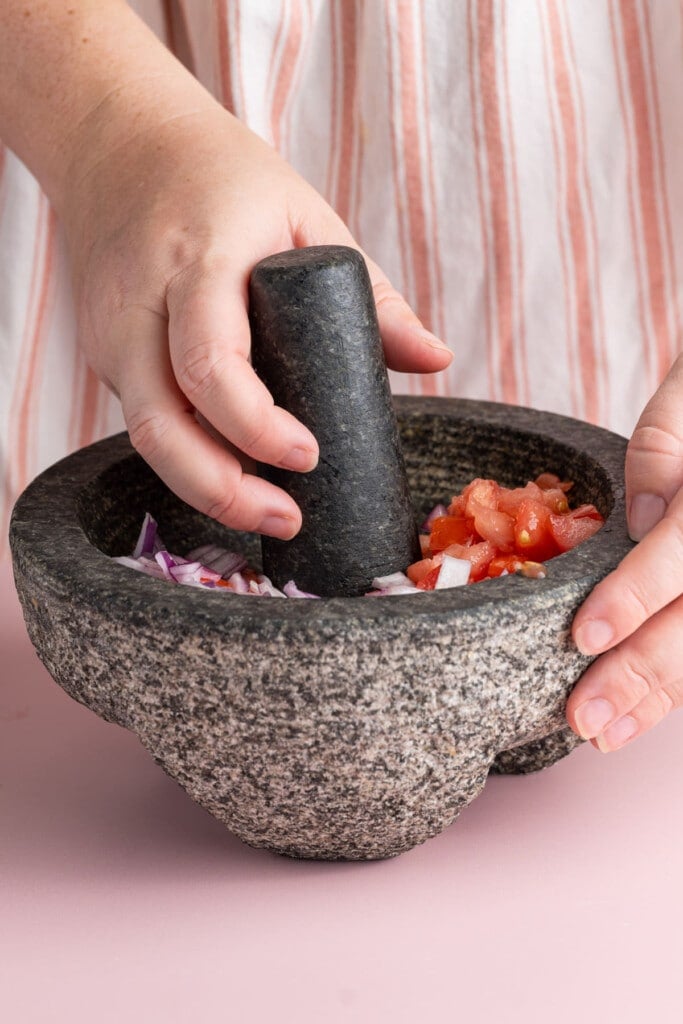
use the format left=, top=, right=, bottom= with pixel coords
left=0, top=0, right=218, bottom=211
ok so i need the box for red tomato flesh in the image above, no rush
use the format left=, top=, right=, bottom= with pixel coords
left=412, top=471, right=605, bottom=588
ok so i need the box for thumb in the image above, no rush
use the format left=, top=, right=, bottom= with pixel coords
left=626, top=353, right=683, bottom=541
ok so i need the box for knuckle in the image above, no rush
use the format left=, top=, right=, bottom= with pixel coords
left=233, top=400, right=274, bottom=454
left=178, top=342, right=225, bottom=400
left=620, top=654, right=657, bottom=704
left=202, top=484, right=240, bottom=525
left=373, top=280, right=401, bottom=310
left=628, top=422, right=683, bottom=461
left=619, top=576, right=653, bottom=623
left=127, top=409, right=170, bottom=462
left=655, top=686, right=675, bottom=718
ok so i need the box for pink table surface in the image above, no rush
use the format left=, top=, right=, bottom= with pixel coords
left=2, top=558, right=682, bottom=1024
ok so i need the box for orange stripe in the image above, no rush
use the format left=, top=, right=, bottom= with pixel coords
left=608, top=0, right=652, bottom=388
left=562, top=0, right=608, bottom=425
left=642, top=0, right=680, bottom=370
left=467, top=0, right=497, bottom=401
left=214, top=0, right=234, bottom=112
left=325, top=0, right=341, bottom=202
left=0, top=145, right=7, bottom=223
left=270, top=1, right=304, bottom=153
left=418, top=2, right=445, bottom=353
left=333, top=0, right=359, bottom=225
left=499, top=0, right=529, bottom=405
left=77, top=367, right=102, bottom=449
left=619, top=0, right=674, bottom=383
left=384, top=0, right=416, bottom=396
left=538, top=0, right=580, bottom=417
left=395, top=0, right=437, bottom=397
left=477, top=0, right=519, bottom=405
left=0, top=195, right=47, bottom=550
left=547, top=0, right=600, bottom=423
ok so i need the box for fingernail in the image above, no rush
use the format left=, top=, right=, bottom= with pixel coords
left=628, top=493, right=666, bottom=542
left=596, top=715, right=638, bottom=753
left=282, top=446, right=318, bottom=472
left=574, top=697, right=615, bottom=739
left=412, top=327, right=451, bottom=351
left=258, top=514, right=299, bottom=539
left=575, top=618, right=615, bottom=655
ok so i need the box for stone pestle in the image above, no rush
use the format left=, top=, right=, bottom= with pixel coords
left=249, top=245, right=421, bottom=597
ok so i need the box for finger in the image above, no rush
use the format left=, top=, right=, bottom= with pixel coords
left=626, top=353, right=683, bottom=541
left=573, top=485, right=683, bottom=655
left=116, top=306, right=302, bottom=538
left=166, top=259, right=319, bottom=472
left=567, top=594, right=683, bottom=750
left=363, top=254, right=453, bottom=374
left=290, top=206, right=453, bottom=373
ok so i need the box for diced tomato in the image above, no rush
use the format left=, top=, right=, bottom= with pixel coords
left=419, top=534, right=432, bottom=555
left=407, top=556, right=440, bottom=584
left=462, top=478, right=501, bottom=517
left=567, top=503, right=603, bottom=521
left=534, top=473, right=572, bottom=493
left=447, top=494, right=467, bottom=516
left=429, top=514, right=475, bottom=552
left=487, top=555, right=525, bottom=577
left=416, top=565, right=441, bottom=590
left=549, top=512, right=603, bottom=552
left=443, top=540, right=496, bottom=582
left=471, top=504, right=515, bottom=551
left=538, top=487, right=570, bottom=514
left=513, top=499, right=561, bottom=562
left=497, top=481, right=545, bottom=516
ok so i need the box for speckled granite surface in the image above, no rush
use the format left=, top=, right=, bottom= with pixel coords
left=9, top=398, right=633, bottom=860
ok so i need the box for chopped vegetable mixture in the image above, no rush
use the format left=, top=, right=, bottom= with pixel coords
left=113, top=472, right=604, bottom=597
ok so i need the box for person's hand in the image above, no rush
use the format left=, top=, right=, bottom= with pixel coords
left=61, top=87, right=451, bottom=540
left=566, top=355, right=683, bottom=751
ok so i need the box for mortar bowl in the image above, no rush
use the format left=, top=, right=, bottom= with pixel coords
left=9, top=397, right=632, bottom=860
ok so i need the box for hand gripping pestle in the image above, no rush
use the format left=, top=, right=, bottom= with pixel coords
left=249, top=245, right=421, bottom=597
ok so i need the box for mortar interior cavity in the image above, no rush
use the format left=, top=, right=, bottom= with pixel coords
left=76, top=410, right=615, bottom=574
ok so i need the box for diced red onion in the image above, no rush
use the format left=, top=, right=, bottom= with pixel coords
left=132, top=512, right=162, bottom=558
left=365, top=585, right=424, bottom=596
left=372, top=571, right=413, bottom=590
left=228, top=571, right=250, bottom=594
left=283, top=581, right=321, bottom=599
left=113, top=555, right=166, bottom=580
left=154, top=550, right=178, bottom=579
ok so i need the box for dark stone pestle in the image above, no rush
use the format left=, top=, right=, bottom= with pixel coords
left=249, top=245, right=421, bottom=597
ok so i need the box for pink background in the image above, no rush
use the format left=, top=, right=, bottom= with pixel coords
left=2, top=559, right=682, bottom=1023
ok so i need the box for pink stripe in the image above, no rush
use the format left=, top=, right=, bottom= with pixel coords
left=418, top=3, right=445, bottom=347
left=324, top=0, right=341, bottom=202
left=333, top=0, right=359, bottom=225
left=77, top=368, right=102, bottom=449
left=270, top=1, right=304, bottom=152
left=620, top=0, right=674, bottom=383
left=642, top=0, right=680, bottom=369
left=499, top=0, right=529, bottom=405
left=1, top=199, right=56, bottom=557
left=395, top=0, right=437, bottom=397
left=547, top=0, right=600, bottom=423
left=562, top=0, right=609, bottom=424
left=538, top=0, right=580, bottom=417
left=477, top=0, right=519, bottom=405
left=214, top=0, right=235, bottom=112
left=467, top=0, right=497, bottom=401
left=384, top=1, right=416, bottom=396
left=608, top=0, right=653, bottom=388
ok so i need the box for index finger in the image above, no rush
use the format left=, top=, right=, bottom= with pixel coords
left=166, top=258, right=320, bottom=473
left=573, top=487, right=683, bottom=655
